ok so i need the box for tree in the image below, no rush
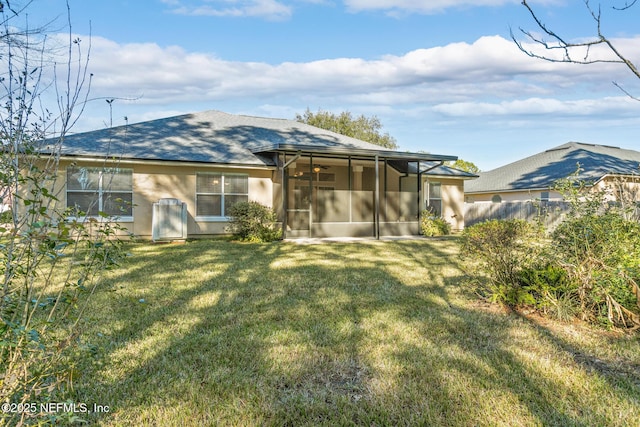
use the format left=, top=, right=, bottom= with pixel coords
left=512, top=0, right=640, bottom=99
left=296, top=108, right=399, bottom=149
left=1, top=2, right=128, bottom=422
left=445, top=159, right=481, bottom=174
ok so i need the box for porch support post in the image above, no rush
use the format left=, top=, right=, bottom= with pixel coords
left=309, top=154, right=313, bottom=238
left=281, top=153, right=287, bottom=238
left=282, top=151, right=301, bottom=239
left=375, top=154, right=380, bottom=240
left=383, top=159, right=388, bottom=225
left=348, top=156, right=352, bottom=223
left=417, top=161, right=422, bottom=223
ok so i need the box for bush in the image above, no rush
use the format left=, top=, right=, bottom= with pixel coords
left=543, top=169, right=640, bottom=327
left=227, top=201, right=282, bottom=242
left=550, top=211, right=640, bottom=327
left=460, top=219, right=543, bottom=305
left=420, top=210, right=451, bottom=236
left=517, top=264, right=579, bottom=321
left=0, top=209, right=11, bottom=224
left=461, top=169, right=640, bottom=329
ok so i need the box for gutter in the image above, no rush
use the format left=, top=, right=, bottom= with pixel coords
left=252, top=143, right=457, bottom=163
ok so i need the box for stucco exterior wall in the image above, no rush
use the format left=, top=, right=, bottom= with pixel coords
left=424, top=178, right=466, bottom=231
left=57, top=160, right=273, bottom=240
left=467, top=176, right=640, bottom=205
left=53, top=158, right=470, bottom=239
left=592, top=176, right=640, bottom=202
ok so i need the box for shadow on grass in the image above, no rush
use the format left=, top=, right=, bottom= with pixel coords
left=513, top=310, right=640, bottom=392
left=73, top=240, right=640, bottom=426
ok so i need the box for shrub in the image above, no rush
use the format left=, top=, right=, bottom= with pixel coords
left=461, top=168, right=640, bottom=329
left=551, top=211, right=640, bottom=327
left=420, top=210, right=451, bottom=236
left=517, top=264, right=579, bottom=321
left=227, top=201, right=282, bottom=242
left=0, top=209, right=11, bottom=224
left=543, top=168, right=640, bottom=327
left=460, top=219, right=543, bottom=305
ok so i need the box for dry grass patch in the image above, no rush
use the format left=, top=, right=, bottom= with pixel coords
left=64, top=239, right=640, bottom=426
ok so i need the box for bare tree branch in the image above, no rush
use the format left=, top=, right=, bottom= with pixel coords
left=515, top=0, right=640, bottom=95
left=613, top=0, right=638, bottom=11
left=613, top=81, right=640, bottom=101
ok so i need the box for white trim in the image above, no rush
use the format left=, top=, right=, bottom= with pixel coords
left=66, top=166, right=134, bottom=219
left=195, top=172, right=249, bottom=217
left=194, top=216, right=230, bottom=223
left=65, top=216, right=133, bottom=223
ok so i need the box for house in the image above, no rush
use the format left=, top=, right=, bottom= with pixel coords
left=0, top=190, right=10, bottom=214
left=465, top=142, right=640, bottom=204
left=49, top=110, right=476, bottom=240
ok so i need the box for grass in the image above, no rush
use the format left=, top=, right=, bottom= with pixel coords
left=68, top=238, right=640, bottom=426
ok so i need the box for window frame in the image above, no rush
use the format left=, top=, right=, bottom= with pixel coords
left=66, top=166, right=133, bottom=220
left=426, top=181, right=442, bottom=216
left=195, top=172, right=249, bottom=221
left=540, top=191, right=550, bottom=202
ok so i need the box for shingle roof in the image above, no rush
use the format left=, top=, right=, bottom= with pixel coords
left=399, top=161, right=478, bottom=179
left=465, top=142, right=640, bottom=194
left=55, top=110, right=456, bottom=167
left=421, top=164, right=478, bottom=179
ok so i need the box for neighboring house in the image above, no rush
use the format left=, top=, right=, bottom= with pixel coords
left=0, top=189, right=10, bottom=214
left=465, top=142, right=640, bottom=204
left=48, top=110, right=475, bottom=240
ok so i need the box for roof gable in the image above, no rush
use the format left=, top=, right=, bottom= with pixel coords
left=466, top=142, right=640, bottom=194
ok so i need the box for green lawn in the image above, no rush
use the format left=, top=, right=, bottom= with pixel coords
left=73, top=238, right=640, bottom=426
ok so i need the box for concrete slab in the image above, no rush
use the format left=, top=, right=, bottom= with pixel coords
left=284, top=235, right=427, bottom=244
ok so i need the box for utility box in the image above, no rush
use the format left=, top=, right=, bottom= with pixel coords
left=152, top=198, right=187, bottom=242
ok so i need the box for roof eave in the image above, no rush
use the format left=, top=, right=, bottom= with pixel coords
left=427, top=174, right=479, bottom=180
left=58, top=154, right=276, bottom=170
left=253, top=143, right=457, bottom=162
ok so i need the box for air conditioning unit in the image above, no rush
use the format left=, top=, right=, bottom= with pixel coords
left=152, top=198, right=187, bottom=242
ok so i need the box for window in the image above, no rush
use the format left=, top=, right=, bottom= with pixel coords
left=67, top=167, right=133, bottom=217
left=491, top=195, right=502, bottom=203
left=196, top=173, right=248, bottom=217
left=540, top=191, right=549, bottom=202
left=427, top=181, right=442, bottom=216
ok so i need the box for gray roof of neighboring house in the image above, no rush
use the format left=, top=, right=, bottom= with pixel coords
left=421, top=164, right=478, bottom=179
left=54, top=110, right=457, bottom=168
left=466, top=142, right=640, bottom=194
left=400, top=161, right=478, bottom=179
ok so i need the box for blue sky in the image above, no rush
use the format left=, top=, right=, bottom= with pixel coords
left=27, top=0, right=640, bottom=170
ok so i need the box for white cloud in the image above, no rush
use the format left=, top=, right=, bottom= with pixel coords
left=432, top=96, right=640, bottom=117
left=42, top=32, right=640, bottom=137
left=166, top=0, right=292, bottom=20
left=82, top=34, right=637, bottom=104
left=161, top=0, right=562, bottom=19
left=343, top=0, right=563, bottom=14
